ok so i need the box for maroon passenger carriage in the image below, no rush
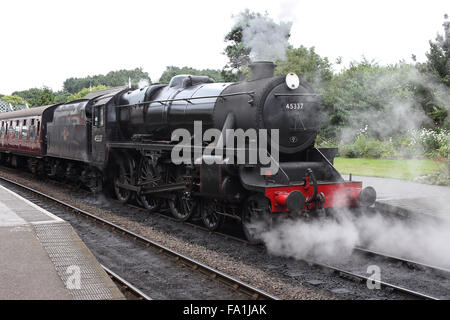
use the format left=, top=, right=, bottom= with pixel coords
left=0, top=105, right=58, bottom=171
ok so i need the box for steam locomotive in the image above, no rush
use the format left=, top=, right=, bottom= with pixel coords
left=0, top=61, right=376, bottom=242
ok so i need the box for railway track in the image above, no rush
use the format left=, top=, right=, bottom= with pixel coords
left=1, top=170, right=448, bottom=300
left=123, top=192, right=449, bottom=300
left=0, top=175, right=278, bottom=300
left=355, top=246, right=450, bottom=277
left=102, top=265, right=152, bottom=300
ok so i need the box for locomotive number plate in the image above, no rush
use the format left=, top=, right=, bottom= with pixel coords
left=285, top=103, right=303, bottom=110
left=94, top=135, right=103, bottom=142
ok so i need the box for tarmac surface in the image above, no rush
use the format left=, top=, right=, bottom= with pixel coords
left=353, top=175, right=450, bottom=218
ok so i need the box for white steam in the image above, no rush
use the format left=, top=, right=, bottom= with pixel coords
left=337, top=65, right=450, bottom=143
left=259, top=210, right=450, bottom=268
left=138, top=79, right=150, bottom=89
left=261, top=213, right=358, bottom=264
left=234, top=12, right=292, bottom=62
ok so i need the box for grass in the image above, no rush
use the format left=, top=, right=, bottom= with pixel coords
left=334, top=157, right=446, bottom=181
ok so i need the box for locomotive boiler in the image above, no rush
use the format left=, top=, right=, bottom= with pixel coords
left=0, top=61, right=376, bottom=243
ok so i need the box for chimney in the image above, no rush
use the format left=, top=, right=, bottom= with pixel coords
left=249, top=61, right=275, bottom=81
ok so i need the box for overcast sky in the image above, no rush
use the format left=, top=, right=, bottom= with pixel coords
left=0, top=0, right=448, bottom=94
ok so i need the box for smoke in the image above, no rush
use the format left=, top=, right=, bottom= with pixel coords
left=259, top=209, right=450, bottom=268
left=355, top=212, right=450, bottom=267
left=260, top=212, right=358, bottom=264
left=234, top=11, right=292, bottom=62
left=138, top=79, right=150, bottom=89
left=334, top=64, right=450, bottom=144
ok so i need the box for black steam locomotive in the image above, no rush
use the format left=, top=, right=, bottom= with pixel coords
left=0, top=61, right=375, bottom=242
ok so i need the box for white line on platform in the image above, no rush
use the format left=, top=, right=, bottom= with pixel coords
left=0, top=184, right=64, bottom=224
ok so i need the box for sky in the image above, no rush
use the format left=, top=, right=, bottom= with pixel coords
left=0, top=0, right=448, bottom=94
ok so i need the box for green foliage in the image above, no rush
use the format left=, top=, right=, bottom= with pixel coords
left=222, top=9, right=262, bottom=81
left=67, top=85, right=110, bottom=102
left=1, top=95, right=27, bottom=106
left=63, top=68, right=150, bottom=93
left=320, top=60, right=449, bottom=139
left=339, top=134, right=394, bottom=158
left=13, top=87, right=55, bottom=107
left=275, top=46, right=333, bottom=88
left=334, top=157, right=446, bottom=183
left=54, top=91, right=71, bottom=104
left=414, top=160, right=450, bottom=186
left=419, top=14, right=450, bottom=86
left=158, top=66, right=223, bottom=83
left=339, top=129, right=450, bottom=160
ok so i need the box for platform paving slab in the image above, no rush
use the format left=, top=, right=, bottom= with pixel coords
left=0, top=184, right=124, bottom=300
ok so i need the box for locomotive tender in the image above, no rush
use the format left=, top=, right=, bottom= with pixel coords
left=0, top=61, right=376, bottom=242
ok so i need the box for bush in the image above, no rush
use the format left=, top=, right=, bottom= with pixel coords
left=339, top=129, right=450, bottom=160
left=401, top=128, right=450, bottom=159
left=339, top=134, right=394, bottom=158
left=414, top=161, right=450, bottom=186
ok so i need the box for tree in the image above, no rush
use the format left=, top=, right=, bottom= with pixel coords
left=67, top=85, right=110, bottom=102
left=158, top=66, right=223, bottom=83
left=54, top=91, right=71, bottom=104
left=275, top=46, right=333, bottom=89
left=13, top=87, right=55, bottom=107
left=63, top=68, right=151, bottom=93
left=421, top=14, right=450, bottom=86
left=1, top=95, right=27, bottom=106
left=222, top=10, right=260, bottom=81
left=320, top=59, right=450, bottom=139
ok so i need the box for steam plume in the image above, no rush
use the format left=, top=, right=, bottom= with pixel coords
left=234, top=11, right=292, bottom=62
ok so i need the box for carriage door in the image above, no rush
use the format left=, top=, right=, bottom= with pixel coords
left=92, top=105, right=106, bottom=164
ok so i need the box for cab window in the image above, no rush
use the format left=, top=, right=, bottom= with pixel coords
left=93, top=106, right=104, bottom=127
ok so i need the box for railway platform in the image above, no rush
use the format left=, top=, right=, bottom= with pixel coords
left=0, top=184, right=124, bottom=300
left=353, top=175, right=450, bottom=219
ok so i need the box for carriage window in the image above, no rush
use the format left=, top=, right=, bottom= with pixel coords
left=1, top=122, right=5, bottom=138
left=15, top=125, right=20, bottom=138
left=22, top=120, right=28, bottom=139
left=37, top=121, right=40, bottom=137
left=8, top=123, right=14, bottom=137
left=30, top=122, right=35, bottom=140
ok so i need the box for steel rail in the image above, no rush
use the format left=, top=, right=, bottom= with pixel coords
left=0, top=175, right=278, bottom=301
left=101, top=265, right=152, bottom=300
left=310, top=260, right=439, bottom=300
left=0, top=170, right=440, bottom=300
left=355, top=246, right=450, bottom=277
